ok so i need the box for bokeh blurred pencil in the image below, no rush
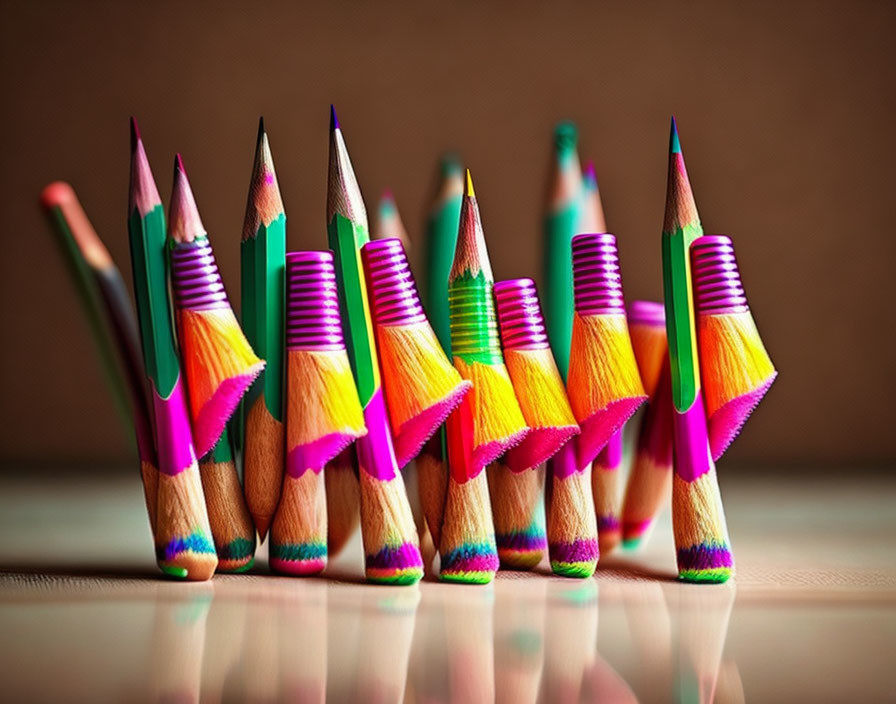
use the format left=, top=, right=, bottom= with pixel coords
left=327, top=106, right=423, bottom=584
left=127, top=118, right=216, bottom=580
left=241, top=118, right=287, bottom=542
left=373, top=190, right=411, bottom=250
left=40, top=181, right=158, bottom=537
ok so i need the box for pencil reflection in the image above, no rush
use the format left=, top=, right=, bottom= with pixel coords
left=493, top=578, right=545, bottom=704
left=542, top=580, right=598, bottom=703
left=279, top=580, right=328, bottom=703
left=148, top=585, right=212, bottom=704
left=133, top=571, right=740, bottom=703
left=664, top=581, right=739, bottom=704
left=355, top=586, right=419, bottom=703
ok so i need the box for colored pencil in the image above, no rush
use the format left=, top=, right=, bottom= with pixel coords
left=490, top=278, right=578, bottom=568
left=691, top=235, right=776, bottom=460
left=270, top=251, right=366, bottom=575
left=168, top=154, right=261, bottom=572
left=567, top=234, right=646, bottom=468
left=40, top=182, right=158, bottom=537
left=621, top=301, right=674, bottom=548
left=362, top=237, right=470, bottom=468
left=417, top=155, right=464, bottom=553
left=241, top=118, right=287, bottom=541
left=440, top=170, right=525, bottom=583
left=327, top=106, right=423, bottom=584
left=127, top=118, right=216, bottom=580
left=542, top=122, right=599, bottom=578
left=196, top=427, right=256, bottom=572
left=661, top=118, right=733, bottom=583
left=373, top=190, right=411, bottom=250
left=578, top=159, right=626, bottom=554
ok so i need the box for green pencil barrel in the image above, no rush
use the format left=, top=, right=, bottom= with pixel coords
left=328, top=213, right=378, bottom=405
left=128, top=205, right=179, bottom=398
left=240, top=216, right=286, bottom=421
left=661, top=223, right=702, bottom=412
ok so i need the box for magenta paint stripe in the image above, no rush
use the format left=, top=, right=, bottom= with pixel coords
left=550, top=538, right=599, bottom=565
left=597, top=429, right=623, bottom=469
left=494, top=278, right=550, bottom=350
left=677, top=544, right=733, bottom=570
left=286, top=431, right=356, bottom=477
left=597, top=515, right=620, bottom=532
left=361, top=238, right=426, bottom=327
left=151, top=375, right=196, bottom=476
left=571, top=233, right=625, bottom=316
left=366, top=542, right=424, bottom=570
left=672, top=394, right=713, bottom=482
left=169, top=240, right=229, bottom=311
left=550, top=440, right=582, bottom=479
left=355, top=389, right=398, bottom=481
left=690, top=235, right=749, bottom=314
left=286, top=251, right=345, bottom=351
left=442, top=552, right=500, bottom=574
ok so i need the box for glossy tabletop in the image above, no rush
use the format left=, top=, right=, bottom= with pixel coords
left=0, top=469, right=893, bottom=703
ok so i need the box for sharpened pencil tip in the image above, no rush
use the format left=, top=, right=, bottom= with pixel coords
left=129, top=117, right=141, bottom=151
left=257, top=116, right=266, bottom=141
left=465, top=169, right=475, bottom=198
left=174, top=153, right=185, bottom=173
left=670, top=116, right=681, bottom=154
left=330, top=104, right=339, bottom=130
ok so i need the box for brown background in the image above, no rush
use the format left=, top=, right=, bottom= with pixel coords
left=1, top=1, right=894, bottom=467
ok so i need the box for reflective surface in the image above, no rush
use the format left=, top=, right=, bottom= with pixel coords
left=0, top=471, right=893, bottom=702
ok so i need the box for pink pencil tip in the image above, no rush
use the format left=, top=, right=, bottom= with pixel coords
left=382, top=188, right=394, bottom=201
left=129, top=117, right=141, bottom=150
left=174, top=153, right=185, bottom=172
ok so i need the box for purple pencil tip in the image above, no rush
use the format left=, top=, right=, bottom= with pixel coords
left=330, top=104, right=339, bottom=130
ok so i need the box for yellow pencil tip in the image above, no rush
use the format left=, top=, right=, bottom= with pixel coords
left=465, top=169, right=475, bottom=198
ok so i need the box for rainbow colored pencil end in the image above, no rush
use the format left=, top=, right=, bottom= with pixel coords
left=365, top=543, right=424, bottom=585
left=549, top=539, right=599, bottom=578
left=439, top=543, right=500, bottom=584
left=496, top=527, right=547, bottom=570
left=156, top=532, right=217, bottom=581
left=677, top=543, right=734, bottom=583
left=270, top=542, right=328, bottom=576
left=215, top=537, right=257, bottom=573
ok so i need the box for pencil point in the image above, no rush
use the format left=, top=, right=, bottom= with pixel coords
left=129, top=116, right=141, bottom=151
left=670, top=117, right=681, bottom=154
left=465, top=169, right=475, bottom=198
left=330, top=104, right=339, bottom=131
left=169, top=154, right=205, bottom=243
left=257, top=116, right=266, bottom=140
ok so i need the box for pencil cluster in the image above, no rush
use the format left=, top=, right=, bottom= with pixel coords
left=44, top=111, right=774, bottom=586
